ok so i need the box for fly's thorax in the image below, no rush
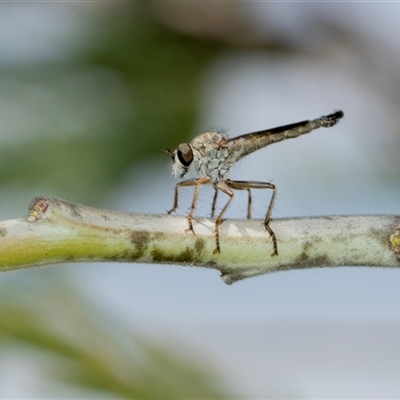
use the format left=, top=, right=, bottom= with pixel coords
left=190, top=131, right=232, bottom=182
left=190, top=131, right=228, bottom=150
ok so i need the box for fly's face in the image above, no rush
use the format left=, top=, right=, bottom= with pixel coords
left=167, top=143, right=194, bottom=179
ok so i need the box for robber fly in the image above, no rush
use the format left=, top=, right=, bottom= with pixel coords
left=167, top=110, right=344, bottom=255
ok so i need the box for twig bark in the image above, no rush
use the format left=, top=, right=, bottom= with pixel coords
left=0, top=197, right=399, bottom=284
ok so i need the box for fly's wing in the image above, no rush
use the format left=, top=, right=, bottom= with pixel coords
left=228, top=110, right=344, bottom=163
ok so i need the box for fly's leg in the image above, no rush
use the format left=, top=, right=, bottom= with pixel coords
left=247, top=188, right=252, bottom=219
left=225, top=179, right=278, bottom=257
left=263, top=185, right=277, bottom=255
left=212, top=182, right=235, bottom=254
left=211, top=188, right=218, bottom=218
left=167, top=178, right=198, bottom=215
left=186, top=176, right=210, bottom=233
left=167, top=177, right=210, bottom=234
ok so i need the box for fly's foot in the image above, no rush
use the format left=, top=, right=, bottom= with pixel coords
left=212, top=245, right=220, bottom=254
left=264, top=221, right=278, bottom=257
left=185, top=216, right=196, bottom=235
left=213, top=219, right=223, bottom=254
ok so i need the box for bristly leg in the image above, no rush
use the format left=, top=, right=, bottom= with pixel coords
left=185, top=176, right=211, bottom=234
left=212, top=182, right=235, bottom=254
left=225, top=179, right=278, bottom=256
left=246, top=188, right=252, bottom=220
left=167, top=177, right=211, bottom=234
left=211, top=188, right=218, bottom=218
left=167, top=178, right=199, bottom=216
left=264, top=223, right=278, bottom=257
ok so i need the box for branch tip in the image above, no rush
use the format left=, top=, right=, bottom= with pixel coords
left=390, top=229, right=400, bottom=261
left=28, top=197, right=49, bottom=221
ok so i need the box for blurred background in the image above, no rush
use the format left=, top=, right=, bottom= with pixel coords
left=0, top=2, right=400, bottom=398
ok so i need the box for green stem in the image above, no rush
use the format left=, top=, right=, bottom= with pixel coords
left=0, top=197, right=399, bottom=284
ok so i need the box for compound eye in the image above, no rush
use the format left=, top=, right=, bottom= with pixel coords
left=177, top=143, right=193, bottom=167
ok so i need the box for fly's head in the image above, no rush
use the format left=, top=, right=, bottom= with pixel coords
left=167, top=131, right=230, bottom=182
left=166, top=143, right=194, bottom=179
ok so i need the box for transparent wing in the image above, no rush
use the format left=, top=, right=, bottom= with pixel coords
left=228, top=110, right=344, bottom=163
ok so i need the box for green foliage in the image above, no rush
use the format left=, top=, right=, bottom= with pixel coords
left=0, top=5, right=246, bottom=397
left=0, top=276, right=231, bottom=398
left=0, top=6, right=226, bottom=204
